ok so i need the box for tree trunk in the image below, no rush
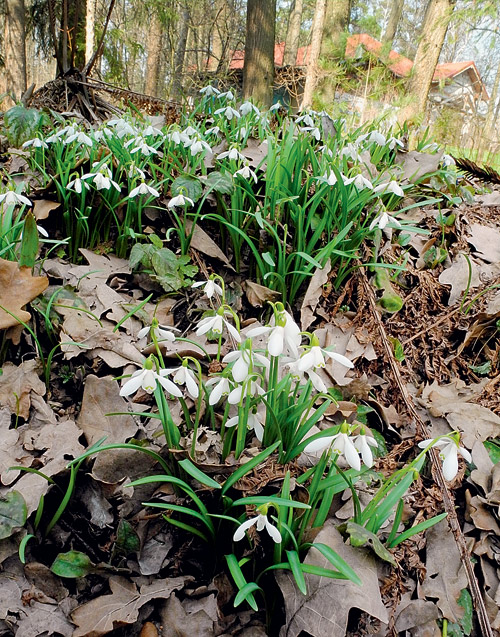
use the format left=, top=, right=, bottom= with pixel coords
left=85, top=0, right=96, bottom=65
left=483, top=61, right=500, bottom=152
left=170, top=4, right=190, bottom=100
left=301, top=0, right=327, bottom=110
left=382, top=0, right=404, bottom=44
left=320, top=0, right=350, bottom=58
left=0, top=0, right=27, bottom=104
left=144, top=9, right=164, bottom=96
left=401, top=0, right=455, bottom=123
left=283, top=0, right=303, bottom=67
left=243, top=0, right=276, bottom=108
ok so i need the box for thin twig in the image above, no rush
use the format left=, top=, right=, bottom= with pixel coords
left=360, top=268, right=494, bottom=637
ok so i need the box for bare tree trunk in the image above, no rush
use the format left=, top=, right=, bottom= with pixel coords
left=243, top=0, right=276, bottom=108
left=483, top=61, right=500, bottom=152
left=382, top=0, right=403, bottom=44
left=170, top=4, right=190, bottom=100
left=283, top=0, right=303, bottom=66
left=320, top=0, right=350, bottom=58
left=145, top=9, right=164, bottom=96
left=85, top=0, right=96, bottom=64
left=301, top=0, right=326, bottom=110
left=0, top=0, right=27, bottom=104
left=401, top=0, right=455, bottom=123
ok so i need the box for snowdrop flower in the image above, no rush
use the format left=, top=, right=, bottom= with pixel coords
left=223, top=340, right=270, bottom=383
left=112, top=119, right=138, bottom=138
left=240, top=101, right=259, bottom=116
left=81, top=164, right=120, bottom=191
left=205, top=125, right=221, bottom=136
left=246, top=303, right=301, bottom=357
left=200, top=84, right=220, bottom=97
left=373, top=181, right=404, bottom=197
left=217, top=147, right=245, bottom=162
left=119, top=356, right=182, bottom=397
left=64, top=130, right=93, bottom=146
left=215, top=105, right=240, bottom=120
left=189, top=139, right=211, bottom=156
left=300, top=126, right=321, bottom=141
left=125, top=136, right=159, bottom=156
left=163, top=361, right=199, bottom=399
left=143, top=125, right=164, bottom=138
left=234, top=505, right=282, bottom=543
left=129, top=182, right=160, bottom=198
left=298, top=335, right=354, bottom=373
left=304, top=423, right=361, bottom=470
left=353, top=430, right=378, bottom=468
left=269, top=101, right=283, bottom=112
left=67, top=177, right=90, bottom=194
left=226, top=406, right=265, bottom=441
left=228, top=378, right=265, bottom=404
left=442, top=154, right=455, bottom=167
left=418, top=433, right=472, bottom=481
left=319, top=145, right=333, bottom=158
left=317, top=170, right=339, bottom=186
left=234, top=165, right=258, bottom=183
left=387, top=136, right=404, bottom=150
left=128, top=164, right=146, bottom=180
left=137, top=319, right=178, bottom=343
left=168, top=194, right=194, bottom=208
left=206, top=376, right=232, bottom=405
left=166, top=130, right=190, bottom=145
left=340, top=143, right=362, bottom=162
left=296, top=113, right=315, bottom=127
left=0, top=190, right=32, bottom=207
left=192, top=277, right=223, bottom=299
left=367, top=130, right=386, bottom=146
left=218, top=90, right=234, bottom=100
left=22, top=137, right=48, bottom=149
left=196, top=307, right=241, bottom=342
left=350, top=174, right=374, bottom=190
left=183, top=125, right=198, bottom=137
left=369, top=210, right=402, bottom=231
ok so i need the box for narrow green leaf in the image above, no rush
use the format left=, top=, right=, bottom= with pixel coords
left=231, top=496, right=310, bottom=509
left=19, top=533, right=36, bottom=564
left=388, top=512, right=448, bottom=548
left=286, top=550, right=307, bottom=595
left=179, top=458, right=221, bottom=489
left=307, top=543, right=361, bottom=585
left=19, top=211, right=39, bottom=268
left=222, top=441, right=280, bottom=494
left=234, top=582, right=262, bottom=609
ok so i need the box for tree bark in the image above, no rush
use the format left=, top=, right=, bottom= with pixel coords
left=401, top=0, right=455, bottom=123
left=483, top=61, right=500, bottom=152
left=170, top=4, right=190, bottom=100
left=320, top=0, right=350, bottom=58
left=85, top=0, right=96, bottom=65
left=243, top=0, right=276, bottom=108
left=283, top=0, right=303, bottom=67
left=144, top=8, right=164, bottom=96
left=0, top=0, right=27, bottom=103
left=382, top=0, right=404, bottom=44
left=301, top=0, right=327, bottom=110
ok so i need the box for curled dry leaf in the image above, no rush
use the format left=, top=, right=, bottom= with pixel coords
left=300, top=260, right=331, bottom=331
left=0, top=359, right=45, bottom=419
left=0, top=257, right=48, bottom=329
left=243, top=280, right=281, bottom=307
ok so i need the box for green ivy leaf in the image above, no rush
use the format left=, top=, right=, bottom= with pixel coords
left=115, top=519, right=140, bottom=555
left=0, top=490, right=27, bottom=540
left=171, top=176, right=203, bottom=202
left=50, top=550, right=94, bottom=578
left=206, top=171, right=234, bottom=194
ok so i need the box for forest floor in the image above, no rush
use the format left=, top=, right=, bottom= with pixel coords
left=0, top=103, right=499, bottom=637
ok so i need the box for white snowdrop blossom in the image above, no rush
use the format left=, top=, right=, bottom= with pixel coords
left=0, top=190, right=32, bottom=207
left=67, top=177, right=90, bottom=194
left=205, top=126, right=221, bottom=136
left=304, top=425, right=361, bottom=470
left=296, top=113, right=315, bottom=127
left=218, top=90, right=234, bottom=100
left=246, top=304, right=301, bottom=357
left=223, top=341, right=270, bottom=383
left=217, top=147, right=246, bottom=162
left=200, top=84, right=220, bottom=97
left=373, top=181, right=404, bottom=197
left=119, top=357, right=182, bottom=397
left=269, top=101, right=283, bottom=112
left=22, top=137, right=48, bottom=149
left=166, top=130, right=191, bottom=145
left=215, top=105, right=240, bottom=120
left=183, top=125, right=198, bottom=136
left=317, top=170, right=339, bottom=186
left=349, top=173, right=374, bottom=190
left=233, top=505, right=282, bottom=543
left=192, top=277, right=223, bottom=299
left=163, top=362, right=199, bottom=399
left=206, top=376, right=232, bottom=405
left=442, top=154, right=455, bottom=167
left=234, top=165, right=258, bottom=183
left=225, top=407, right=265, bottom=441
left=300, top=126, right=321, bottom=141
left=228, top=378, right=265, bottom=404
left=129, top=182, right=160, bottom=198
left=387, top=136, right=404, bottom=150
left=369, top=210, right=402, bottom=231
left=340, top=143, right=362, bottom=162
left=418, top=434, right=472, bottom=481
left=298, top=335, right=354, bottom=373
left=81, top=164, right=121, bottom=191
left=142, top=125, right=165, bottom=138
left=353, top=431, right=378, bottom=468
left=168, top=194, right=194, bottom=208
left=367, top=130, right=386, bottom=146
left=137, top=320, right=178, bottom=343
left=108, top=119, right=138, bottom=138
left=189, top=139, right=211, bottom=156
left=240, top=101, right=260, bottom=116
left=125, top=136, right=159, bottom=156
left=64, top=130, right=93, bottom=147
left=196, top=307, right=241, bottom=342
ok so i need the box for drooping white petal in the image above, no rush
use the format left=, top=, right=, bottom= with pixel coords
left=442, top=445, right=459, bottom=481
left=233, top=516, right=259, bottom=541
left=119, top=370, right=145, bottom=396
left=265, top=518, right=282, bottom=543
left=343, top=435, right=361, bottom=471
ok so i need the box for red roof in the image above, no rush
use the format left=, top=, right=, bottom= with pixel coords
left=228, top=34, right=488, bottom=100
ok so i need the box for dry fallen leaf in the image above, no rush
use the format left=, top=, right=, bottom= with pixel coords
left=71, top=575, right=188, bottom=637
left=300, top=261, right=331, bottom=331
left=78, top=375, right=139, bottom=445
left=0, top=359, right=45, bottom=419
left=438, top=253, right=481, bottom=306
left=185, top=219, right=233, bottom=268
left=418, top=519, right=468, bottom=622
left=243, top=280, right=281, bottom=307
left=160, top=593, right=215, bottom=637
left=277, top=521, right=388, bottom=637
left=32, top=199, right=60, bottom=220
left=0, top=257, right=48, bottom=329
left=397, top=150, right=443, bottom=183
left=467, top=223, right=500, bottom=263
